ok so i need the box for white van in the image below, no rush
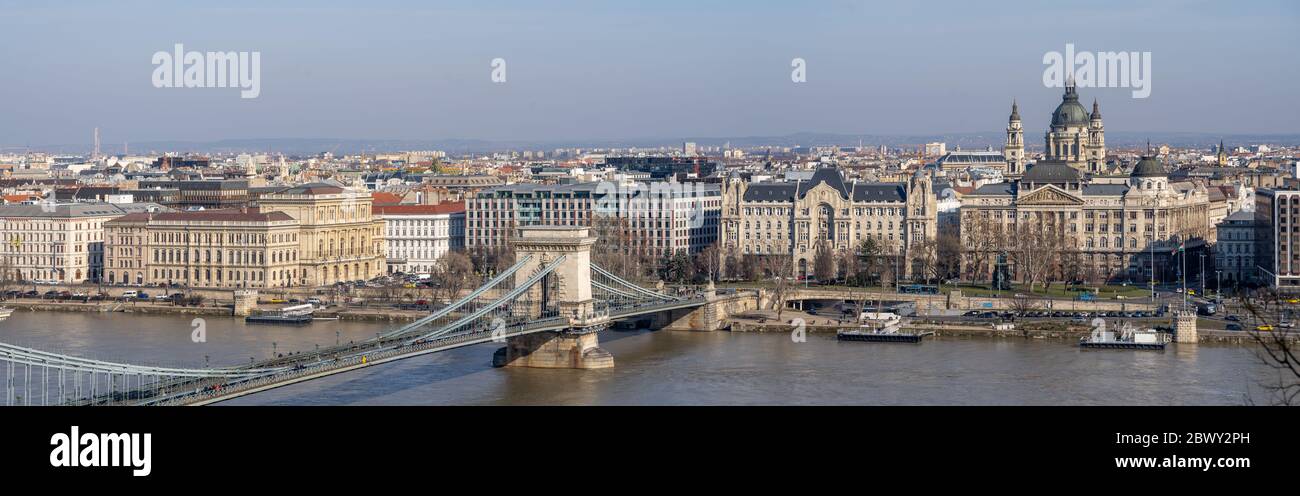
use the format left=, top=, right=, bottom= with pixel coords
left=122, top=290, right=138, bottom=299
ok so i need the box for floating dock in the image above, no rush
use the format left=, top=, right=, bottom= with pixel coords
left=246, top=314, right=313, bottom=325
left=1079, top=340, right=1165, bottom=350
left=246, top=303, right=314, bottom=325
left=836, top=328, right=930, bottom=343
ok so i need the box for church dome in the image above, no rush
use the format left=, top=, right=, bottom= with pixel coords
left=1130, top=156, right=1166, bottom=177
left=1050, top=84, right=1090, bottom=127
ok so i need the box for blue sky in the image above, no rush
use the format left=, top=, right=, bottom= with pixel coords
left=1, top=0, right=1297, bottom=146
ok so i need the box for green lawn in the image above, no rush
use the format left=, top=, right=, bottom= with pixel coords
left=941, top=283, right=1151, bottom=299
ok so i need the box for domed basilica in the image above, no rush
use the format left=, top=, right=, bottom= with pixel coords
left=962, top=85, right=1213, bottom=284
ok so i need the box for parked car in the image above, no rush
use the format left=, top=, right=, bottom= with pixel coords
left=122, top=290, right=138, bottom=299
left=1226, top=323, right=1243, bottom=331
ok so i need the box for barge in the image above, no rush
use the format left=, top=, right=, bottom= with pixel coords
left=246, top=304, right=314, bottom=326
left=836, top=312, right=930, bottom=343
left=1080, top=322, right=1169, bottom=350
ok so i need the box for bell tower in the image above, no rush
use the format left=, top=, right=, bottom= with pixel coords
left=1087, top=99, right=1106, bottom=173
left=1004, top=100, right=1025, bottom=175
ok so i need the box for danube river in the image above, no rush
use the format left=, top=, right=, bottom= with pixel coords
left=0, top=311, right=1278, bottom=405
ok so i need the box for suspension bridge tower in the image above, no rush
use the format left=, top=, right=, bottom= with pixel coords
left=493, top=226, right=614, bottom=369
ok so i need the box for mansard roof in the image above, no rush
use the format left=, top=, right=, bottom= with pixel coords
left=741, top=183, right=796, bottom=202
left=1081, top=184, right=1129, bottom=196
left=970, top=182, right=1016, bottom=196
left=797, top=167, right=850, bottom=199
left=851, top=183, right=906, bottom=202
left=1021, top=160, right=1081, bottom=184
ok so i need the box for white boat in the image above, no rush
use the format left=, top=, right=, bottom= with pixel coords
left=0, top=307, right=13, bottom=320
left=1080, top=321, right=1169, bottom=350
left=839, top=311, right=931, bottom=342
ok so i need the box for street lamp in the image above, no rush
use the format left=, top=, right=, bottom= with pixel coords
left=1215, top=270, right=1222, bottom=304
left=1199, top=252, right=1205, bottom=297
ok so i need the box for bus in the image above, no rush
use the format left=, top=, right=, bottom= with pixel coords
left=898, top=284, right=940, bottom=295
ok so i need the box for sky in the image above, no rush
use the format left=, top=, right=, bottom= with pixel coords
left=1, top=0, right=1297, bottom=148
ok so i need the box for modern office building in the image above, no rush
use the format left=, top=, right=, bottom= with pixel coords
left=1255, top=189, right=1300, bottom=291
left=466, top=182, right=721, bottom=258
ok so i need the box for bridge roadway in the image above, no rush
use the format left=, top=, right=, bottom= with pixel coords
left=142, top=297, right=712, bottom=406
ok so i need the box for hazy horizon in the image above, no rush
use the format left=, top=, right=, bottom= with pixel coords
left=2, top=0, right=1298, bottom=148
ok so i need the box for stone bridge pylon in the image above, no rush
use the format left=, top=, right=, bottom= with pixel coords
left=492, top=226, right=614, bottom=369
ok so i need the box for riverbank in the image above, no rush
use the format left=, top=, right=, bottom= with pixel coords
left=0, top=299, right=424, bottom=323
left=727, top=319, right=1277, bottom=345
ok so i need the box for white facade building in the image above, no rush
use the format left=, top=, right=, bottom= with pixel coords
left=0, top=202, right=169, bottom=284
left=376, top=202, right=466, bottom=274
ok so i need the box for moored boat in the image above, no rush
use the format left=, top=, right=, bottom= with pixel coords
left=837, top=312, right=930, bottom=343
left=1080, top=321, right=1169, bottom=350
left=246, top=304, right=314, bottom=326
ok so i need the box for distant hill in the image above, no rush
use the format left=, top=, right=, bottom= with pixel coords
left=14, top=132, right=1299, bottom=156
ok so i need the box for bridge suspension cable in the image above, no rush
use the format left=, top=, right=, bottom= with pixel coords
left=0, top=341, right=286, bottom=378
left=378, top=255, right=534, bottom=340
left=403, top=255, right=569, bottom=345
left=590, top=263, right=680, bottom=301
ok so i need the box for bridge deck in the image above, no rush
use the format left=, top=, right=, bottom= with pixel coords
left=148, top=297, right=715, bottom=405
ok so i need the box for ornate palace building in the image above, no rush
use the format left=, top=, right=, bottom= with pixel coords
left=256, top=183, right=386, bottom=286
left=719, top=168, right=937, bottom=279
left=104, top=183, right=387, bottom=288
left=961, top=156, right=1212, bottom=283
left=104, top=208, right=302, bottom=288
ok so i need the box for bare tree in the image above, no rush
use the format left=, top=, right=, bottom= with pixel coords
left=762, top=255, right=794, bottom=322
left=1009, top=218, right=1066, bottom=292
left=1240, top=290, right=1300, bottom=405
left=837, top=245, right=859, bottom=285
left=430, top=251, right=476, bottom=304
left=813, top=242, right=835, bottom=283
left=910, top=237, right=939, bottom=284
left=961, top=211, right=1000, bottom=284
left=696, top=243, right=721, bottom=283
left=935, top=230, right=962, bottom=283
left=738, top=253, right=762, bottom=282
left=0, top=257, right=14, bottom=300
left=1008, top=294, right=1040, bottom=315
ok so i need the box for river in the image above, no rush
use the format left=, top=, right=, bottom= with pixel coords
left=0, top=311, right=1279, bottom=405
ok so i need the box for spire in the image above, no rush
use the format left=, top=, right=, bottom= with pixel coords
left=1009, top=99, right=1020, bottom=121
left=1091, top=99, right=1101, bottom=120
